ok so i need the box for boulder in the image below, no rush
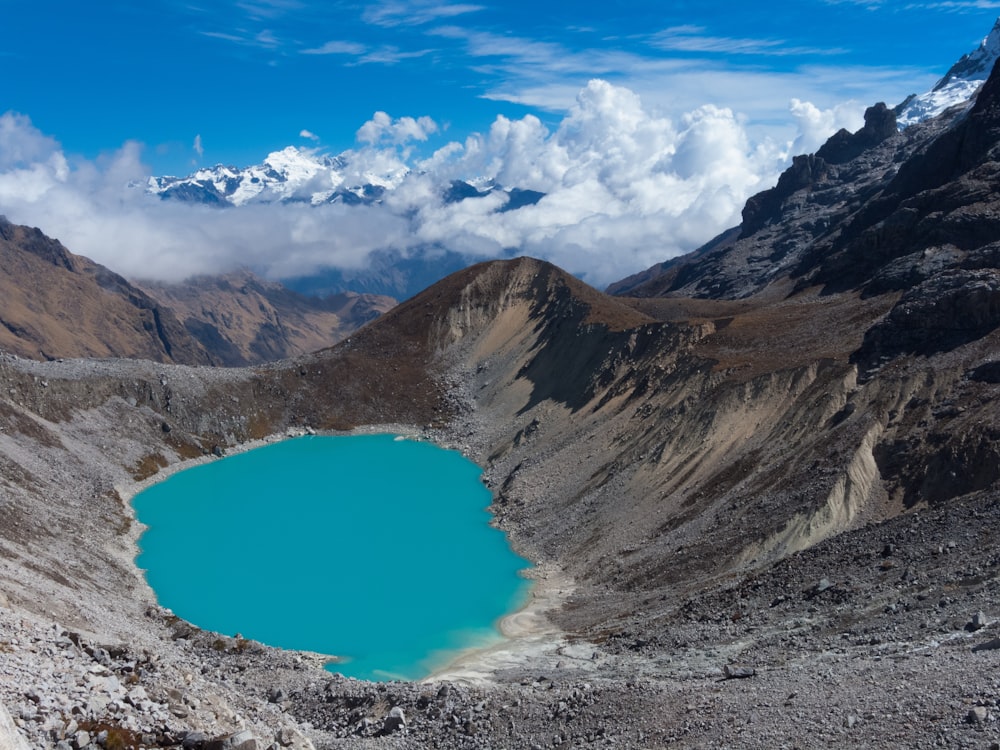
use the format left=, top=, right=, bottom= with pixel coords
left=381, top=706, right=406, bottom=734
left=205, top=729, right=260, bottom=750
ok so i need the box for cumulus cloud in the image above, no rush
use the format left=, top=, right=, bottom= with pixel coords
left=0, top=81, right=851, bottom=290
left=299, top=129, right=320, bottom=141
left=400, top=80, right=786, bottom=281
left=788, top=97, right=866, bottom=155
left=356, top=112, right=439, bottom=145
left=0, top=113, right=411, bottom=282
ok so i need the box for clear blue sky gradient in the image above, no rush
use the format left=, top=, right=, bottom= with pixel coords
left=5, top=1, right=999, bottom=175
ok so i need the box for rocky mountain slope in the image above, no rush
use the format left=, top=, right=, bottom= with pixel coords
left=5, top=43, right=1000, bottom=750
left=136, top=273, right=395, bottom=366
left=0, top=219, right=392, bottom=366
left=0, top=219, right=214, bottom=364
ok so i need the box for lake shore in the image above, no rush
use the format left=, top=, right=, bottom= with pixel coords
left=425, top=562, right=574, bottom=684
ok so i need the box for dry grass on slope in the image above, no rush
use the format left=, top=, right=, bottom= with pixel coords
left=0, top=221, right=211, bottom=364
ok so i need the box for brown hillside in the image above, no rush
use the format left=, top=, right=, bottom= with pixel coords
left=0, top=219, right=213, bottom=363
left=137, top=271, right=396, bottom=366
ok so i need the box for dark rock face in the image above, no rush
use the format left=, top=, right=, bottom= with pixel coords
left=853, top=268, right=1000, bottom=373
left=0, top=219, right=76, bottom=271
left=616, top=54, right=1000, bottom=310
left=815, top=102, right=897, bottom=165
left=741, top=154, right=830, bottom=237
left=738, top=103, right=896, bottom=241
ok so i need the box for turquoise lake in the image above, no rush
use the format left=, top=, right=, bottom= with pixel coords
left=132, top=434, right=532, bottom=681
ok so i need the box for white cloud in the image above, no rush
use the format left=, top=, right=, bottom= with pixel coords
left=362, top=1, right=484, bottom=28
left=301, top=40, right=367, bottom=56
left=0, top=79, right=857, bottom=290
left=0, top=112, right=62, bottom=168
left=649, top=26, right=849, bottom=56
left=299, top=129, right=320, bottom=141
left=193, top=134, right=204, bottom=158
left=0, top=113, right=410, bottom=282
left=356, top=112, right=439, bottom=145
left=788, top=98, right=866, bottom=155
left=398, top=81, right=785, bottom=283
left=235, top=0, right=304, bottom=21
left=354, top=46, right=434, bottom=65
left=200, top=29, right=281, bottom=49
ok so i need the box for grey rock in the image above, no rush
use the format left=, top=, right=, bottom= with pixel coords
left=181, top=731, right=209, bottom=749
left=967, top=706, right=989, bottom=723
left=722, top=665, right=756, bottom=679
left=90, top=647, right=111, bottom=667
left=206, top=730, right=260, bottom=750
left=969, top=611, right=988, bottom=630
left=381, top=706, right=406, bottom=734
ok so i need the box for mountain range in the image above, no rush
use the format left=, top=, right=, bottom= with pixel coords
left=145, top=146, right=544, bottom=215
left=5, top=20, right=1000, bottom=750
left=134, top=20, right=1000, bottom=305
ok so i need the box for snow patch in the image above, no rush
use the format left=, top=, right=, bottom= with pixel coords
left=897, top=18, right=1000, bottom=128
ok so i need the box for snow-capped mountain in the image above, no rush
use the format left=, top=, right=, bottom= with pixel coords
left=147, top=145, right=544, bottom=212
left=896, top=17, right=1000, bottom=127
left=146, top=146, right=409, bottom=207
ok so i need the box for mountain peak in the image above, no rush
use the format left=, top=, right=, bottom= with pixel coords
left=935, top=16, right=1000, bottom=91
left=896, top=17, right=1000, bottom=128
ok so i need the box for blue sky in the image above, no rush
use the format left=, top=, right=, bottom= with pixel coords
left=1, top=1, right=1000, bottom=288
left=5, top=0, right=998, bottom=174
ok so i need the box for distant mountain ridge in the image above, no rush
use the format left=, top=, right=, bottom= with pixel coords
left=136, top=272, right=396, bottom=366
left=0, top=217, right=394, bottom=365
left=145, top=146, right=402, bottom=207
left=146, top=145, right=544, bottom=212
left=0, top=217, right=213, bottom=363
left=145, top=148, right=544, bottom=300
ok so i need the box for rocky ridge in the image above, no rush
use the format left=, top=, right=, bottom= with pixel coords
left=896, top=17, right=1000, bottom=127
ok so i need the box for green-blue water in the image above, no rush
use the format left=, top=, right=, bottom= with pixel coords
left=132, top=434, right=532, bottom=681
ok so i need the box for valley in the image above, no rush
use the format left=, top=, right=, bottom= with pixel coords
left=4, top=23, right=1000, bottom=750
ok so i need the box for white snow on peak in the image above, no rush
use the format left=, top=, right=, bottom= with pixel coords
left=897, top=18, right=1000, bottom=128
left=145, top=144, right=415, bottom=207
